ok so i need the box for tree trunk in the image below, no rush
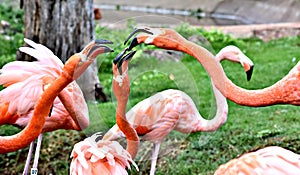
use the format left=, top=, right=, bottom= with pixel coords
left=19, top=0, right=100, bottom=101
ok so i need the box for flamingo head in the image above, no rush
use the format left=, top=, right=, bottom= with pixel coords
left=124, top=27, right=255, bottom=81
left=124, top=27, right=187, bottom=51
left=112, top=48, right=136, bottom=102
left=66, top=39, right=114, bottom=80
left=217, top=45, right=254, bottom=81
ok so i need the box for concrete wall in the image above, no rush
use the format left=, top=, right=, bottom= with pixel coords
left=95, top=0, right=300, bottom=25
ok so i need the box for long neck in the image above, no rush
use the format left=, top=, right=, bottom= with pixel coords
left=194, top=83, right=228, bottom=132
left=180, top=40, right=286, bottom=107
left=0, top=71, right=74, bottom=153
left=0, top=57, right=78, bottom=153
left=116, top=97, right=139, bottom=159
left=58, top=87, right=89, bottom=130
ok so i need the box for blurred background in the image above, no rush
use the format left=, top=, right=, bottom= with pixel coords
left=95, top=0, right=300, bottom=25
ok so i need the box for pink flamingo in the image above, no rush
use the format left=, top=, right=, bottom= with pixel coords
left=0, top=38, right=113, bottom=173
left=70, top=132, right=138, bottom=175
left=70, top=50, right=139, bottom=174
left=103, top=45, right=254, bottom=175
left=124, top=27, right=300, bottom=107
left=214, top=146, right=300, bottom=175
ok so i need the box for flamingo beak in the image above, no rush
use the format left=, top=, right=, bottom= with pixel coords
left=74, top=39, right=114, bottom=80
left=127, top=37, right=140, bottom=51
left=239, top=53, right=254, bottom=81
left=83, top=39, right=114, bottom=60
left=113, top=49, right=136, bottom=75
left=246, top=65, right=254, bottom=81
left=124, top=27, right=153, bottom=46
left=113, top=47, right=130, bottom=64
left=94, top=39, right=114, bottom=53
left=86, top=45, right=113, bottom=58
left=94, top=132, right=103, bottom=142
left=95, top=39, right=113, bottom=45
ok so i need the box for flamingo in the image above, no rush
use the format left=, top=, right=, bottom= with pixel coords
left=70, top=49, right=139, bottom=174
left=70, top=132, right=138, bottom=175
left=0, top=38, right=113, bottom=172
left=124, top=27, right=300, bottom=107
left=102, top=45, right=254, bottom=175
left=214, top=146, right=300, bottom=175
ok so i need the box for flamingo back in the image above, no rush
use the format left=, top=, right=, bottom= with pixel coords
left=214, top=146, right=300, bottom=175
left=0, top=39, right=89, bottom=131
left=70, top=136, right=138, bottom=175
left=103, top=89, right=202, bottom=142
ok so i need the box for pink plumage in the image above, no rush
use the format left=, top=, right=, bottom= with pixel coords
left=0, top=38, right=89, bottom=131
left=70, top=134, right=138, bottom=175
left=0, top=38, right=113, bottom=174
left=103, top=45, right=254, bottom=175
left=0, top=38, right=89, bottom=174
left=214, top=146, right=300, bottom=175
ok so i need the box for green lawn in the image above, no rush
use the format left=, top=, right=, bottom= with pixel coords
left=1, top=22, right=300, bottom=174
left=93, top=31, right=300, bottom=174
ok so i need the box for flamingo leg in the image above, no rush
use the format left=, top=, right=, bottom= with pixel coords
left=22, top=141, right=35, bottom=175
left=150, top=142, right=161, bottom=175
left=30, top=134, right=42, bottom=175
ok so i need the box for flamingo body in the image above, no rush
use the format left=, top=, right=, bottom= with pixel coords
left=105, top=88, right=226, bottom=143
left=103, top=45, right=254, bottom=175
left=70, top=134, right=137, bottom=175
left=0, top=39, right=89, bottom=132
left=0, top=38, right=113, bottom=153
left=214, top=146, right=300, bottom=175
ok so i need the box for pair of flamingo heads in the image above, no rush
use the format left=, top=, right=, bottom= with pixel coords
left=123, top=27, right=300, bottom=107
left=123, top=27, right=254, bottom=81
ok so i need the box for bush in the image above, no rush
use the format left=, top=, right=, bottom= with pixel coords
left=0, top=3, right=24, bottom=68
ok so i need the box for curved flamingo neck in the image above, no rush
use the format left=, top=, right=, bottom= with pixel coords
left=0, top=56, right=79, bottom=153
left=115, top=99, right=139, bottom=159
left=0, top=70, right=74, bottom=153
left=58, top=90, right=89, bottom=130
left=193, top=84, right=228, bottom=132
left=180, top=40, right=288, bottom=107
left=113, top=67, right=139, bottom=159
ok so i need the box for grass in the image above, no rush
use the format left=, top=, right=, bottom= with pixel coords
left=1, top=5, right=300, bottom=174
left=93, top=33, right=300, bottom=175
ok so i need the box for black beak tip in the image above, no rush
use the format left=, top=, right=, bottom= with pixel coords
left=124, top=50, right=136, bottom=61
left=128, top=37, right=139, bottom=51
left=108, top=48, right=114, bottom=52
left=116, top=50, right=136, bottom=74
left=88, top=45, right=113, bottom=57
left=104, top=46, right=114, bottom=53
left=94, top=134, right=103, bottom=142
left=113, top=48, right=128, bottom=64
left=113, top=54, right=122, bottom=65
left=95, top=39, right=113, bottom=44
left=246, top=65, right=254, bottom=81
